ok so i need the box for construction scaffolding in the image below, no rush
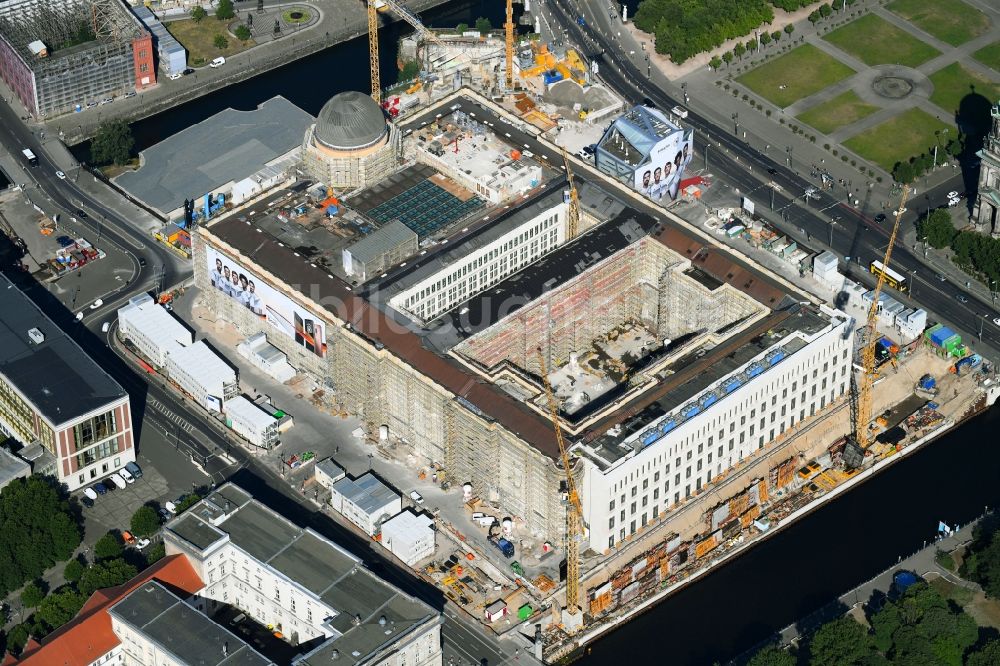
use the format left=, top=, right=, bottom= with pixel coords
left=0, top=0, right=149, bottom=115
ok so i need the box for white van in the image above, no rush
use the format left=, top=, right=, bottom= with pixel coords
left=210, top=57, right=226, bottom=68
left=109, top=473, right=127, bottom=490
left=118, top=468, right=135, bottom=484
left=671, top=105, right=688, bottom=119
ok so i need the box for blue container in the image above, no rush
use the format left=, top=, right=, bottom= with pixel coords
left=766, top=349, right=785, bottom=366
left=700, top=392, right=718, bottom=409
left=929, top=326, right=956, bottom=347
left=747, top=362, right=764, bottom=378
left=682, top=403, right=700, bottom=419
left=723, top=377, right=742, bottom=394
left=642, top=431, right=659, bottom=447
left=660, top=420, right=677, bottom=435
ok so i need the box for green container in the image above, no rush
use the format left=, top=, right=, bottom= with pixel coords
left=518, top=604, right=533, bottom=620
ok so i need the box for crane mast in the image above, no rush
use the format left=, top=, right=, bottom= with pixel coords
left=368, top=0, right=380, bottom=104
left=536, top=351, right=584, bottom=627
left=854, top=185, right=910, bottom=449
left=562, top=148, right=580, bottom=241
left=505, top=0, right=514, bottom=90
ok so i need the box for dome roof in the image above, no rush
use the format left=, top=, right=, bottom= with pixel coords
left=314, top=91, right=387, bottom=150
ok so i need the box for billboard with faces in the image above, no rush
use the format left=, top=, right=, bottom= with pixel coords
left=632, top=128, right=694, bottom=202
left=205, top=245, right=327, bottom=358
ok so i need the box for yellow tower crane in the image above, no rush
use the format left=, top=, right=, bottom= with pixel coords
left=854, top=184, right=910, bottom=450
left=368, top=0, right=381, bottom=104
left=536, top=350, right=585, bottom=631
left=505, top=0, right=514, bottom=90
left=562, top=148, right=580, bottom=241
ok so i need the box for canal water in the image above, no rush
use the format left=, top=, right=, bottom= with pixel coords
left=71, top=0, right=519, bottom=157
left=578, top=405, right=1000, bottom=665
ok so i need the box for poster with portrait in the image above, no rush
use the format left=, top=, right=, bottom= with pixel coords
left=632, top=128, right=694, bottom=203
left=205, top=245, right=327, bottom=357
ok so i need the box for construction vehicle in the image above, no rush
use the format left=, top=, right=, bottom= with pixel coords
left=847, top=185, right=910, bottom=466
left=536, top=350, right=585, bottom=632
left=562, top=148, right=580, bottom=241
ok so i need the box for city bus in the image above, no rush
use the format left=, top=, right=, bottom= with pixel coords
left=870, top=259, right=908, bottom=293
left=21, top=148, right=37, bottom=166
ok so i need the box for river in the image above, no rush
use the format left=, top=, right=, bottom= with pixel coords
left=71, top=0, right=521, bottom=157
left=576, top=404, right=1000, bottom=665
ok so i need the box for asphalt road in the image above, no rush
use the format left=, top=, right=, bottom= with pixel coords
left=543, top=0, right=1000, bottom=354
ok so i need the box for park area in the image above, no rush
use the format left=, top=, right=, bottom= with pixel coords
left=974, top=41, right=1000, bottom=74
left=843, top=107, right=951, bottom=171
left=796, top=90, right=880, bottom=134
left=737, top=44, right=855, bottom=108
left=928, top=62, right=1000, bottom=115
left=888, top=0, right=991, bottom=47
left=166, top=18, right=254, bottom=67
left=823, top=14, right=940, bottom=67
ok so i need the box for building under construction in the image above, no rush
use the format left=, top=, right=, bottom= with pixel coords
left=193, top=90, right=851, bottom=556
left=0, top=0, right=154, bottom=116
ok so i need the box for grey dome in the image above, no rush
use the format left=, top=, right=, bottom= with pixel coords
left=314, top=91, right=387, bottom=150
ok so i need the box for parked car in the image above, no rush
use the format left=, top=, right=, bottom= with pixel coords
left=83, top=487, right=98, bottom=501
left=101, top=321, right=111, bottom=333
left=125, top=461, right=142, bottom=478
left=122, top=531, right=137, bottom=545
left=56, top=235, right=74, bottom=247
left=109, top=473, right=127, bottom=489
left=81, top=496, right=94, bottom=508
left=210, top=56, right=226, bottom=68
left=99, top=97, right=113, bottom=105
left=409, top=490, right=425, bottom=505
left=75, top=209, right=87, bottom=219
left=135, top=537, right=151, bottom=550
left=124, top=91, right=136, bottom=99
left=874, top=213, right=886, bottom=224
left=158, top=508, right=172, bottom=521
left=183, top=68, right=194, bottom=76
left=93, top=482, right=108, bottom=495
left=164, top=501, right=177, bottom=514
left=118, top=468, right=135, bottom=484
left=168, top=72, right=182, bottom=80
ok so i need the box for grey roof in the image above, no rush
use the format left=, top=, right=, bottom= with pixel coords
left=316, top=458, right=346, bottom=481
left=0, top=448, right=29, bottom=488
left=314, top=91, right=387, bottom=150
left=131, top=6, right=184, bottom=57
left=110, top=581, right=272, bottom=666
left=0, top=273, right=127, bottom=427
left=345, top=220, right=417, bottom=264
left=331, top=473, right=400, bottom=515
left=115, top=97, right=313, bottom=214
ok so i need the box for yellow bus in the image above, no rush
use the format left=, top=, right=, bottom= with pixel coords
left=870, top=259, right=908, bottom=293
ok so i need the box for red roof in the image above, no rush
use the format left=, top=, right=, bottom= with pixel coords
left=12, top=555, right=203, bottom=666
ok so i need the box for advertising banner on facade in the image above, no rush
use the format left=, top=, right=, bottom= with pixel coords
left=632, top=129, right=694, bottom=202
left=205, top=245, right=327, bottom=357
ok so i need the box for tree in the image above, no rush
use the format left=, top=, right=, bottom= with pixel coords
left=6, top=624, right=30, bottom=657
left=78, top=559, right=138, bottom=597
left=216, top=0, right=235, bottom=20
left=455, top=22, right=468, bottom=34
left=772, top=30, right=782, bottom=42
left=634, top=0, right=774, bottom=64
left=35, top=589, right=86, bottom=632
left=807, top=616, right=875, bottom=666
left=63, top=558, right=85, bottom=583
left=131, top=506, right=160, bottom=538
left=213, top=34, right=229, bottom=50
left=234, top=24, right=251, bottom=42
left=809, top=10, right=821, bottom=24
left=832, top=0, right=845, bottom=9
left=21, top=582, right=45, bottom=608
left=145, top=542, right=166, bottom=566
left=968, top=639, right=1000, bottom=666
left=747, top=38, right=757, bottom=52
left=921, top=209, right=957, bottom=249
left=93, top=532, right=123, bottom=561
left=90, top=119, right=134, bottom=166
left=819, top=3, right=833, bottom=18
left=710, top=55, right=723, bottom=70
left=892, top=160, right=915, bottom=184
left=400, top=59, right=420, bottom=81
left=191, top=5, right=207, bottom=22
left=748, top=644, right=796, bottom=666
left=760, top=31, right=771, bottom=46
left=734, top=42, right=746, bottom=60
left=474, top=17, right=492, bottom=33
left=0, top=477, right=82, bottom=597
left=175, top=492, right=202, bottom=514
left=784, top=24, right=795, bottom=35
left=722, top=50, right=733, bottom=66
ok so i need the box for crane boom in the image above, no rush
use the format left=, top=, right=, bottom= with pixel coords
left=855, top=184, right=910, bottom=448
left=505, top=0, right=514, bottom=90
left=536, top=350, right=583, bottom=617
left=562, top=148, right=580, bottom=241
left=368, top=0, right=380, bottom=104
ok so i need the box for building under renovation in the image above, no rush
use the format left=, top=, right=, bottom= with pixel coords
left=0, top=0, right=154, bottom=116
left=193, top=91, right=851, bottom=553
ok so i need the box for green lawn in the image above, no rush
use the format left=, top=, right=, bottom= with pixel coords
left=974, top=41, right=1000, bottom=74
left=888, top=0, right=990, bottom=46
left=928, top=62, right=1000, bottom=114
left=843, top=108, right=951, bottom=171
left=823, top=14, right=941, bottom=67
left=737, top=44, right=856, bottom=108
left=165, top=18, right=254, bottom=67
left=796, top=90, right=881, bottom=134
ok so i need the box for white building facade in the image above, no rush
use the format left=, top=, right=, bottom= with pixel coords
left=224, top=395, right=279, bottom=448
left=329, top=473, right=402, bottom=536
left=165, top=340, right=238, bottom=410
left=580, top=305, right=853, bottom=551
left=118, top=294, right=194, bottom=366
left=389, top=202, right=568, bottom=322
left=380, top=510, right=435, bottom=565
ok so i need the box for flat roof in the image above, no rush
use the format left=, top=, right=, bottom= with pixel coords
left=119, top=295, right=193, bottom=348
left=225, top=395, right=277, bottom=430
left=0, top=447, right=30, bottom=487
left=0, top=273, right=127, bottom=427
left=345, top=220, right=417, bottom=264
left=167, top=340, right=236, bottom=389
left=110, top=581, right=272, bottom=666
left=331, top=473, right=399, bottom=515
left=115, top=97, right=313, bottom=214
